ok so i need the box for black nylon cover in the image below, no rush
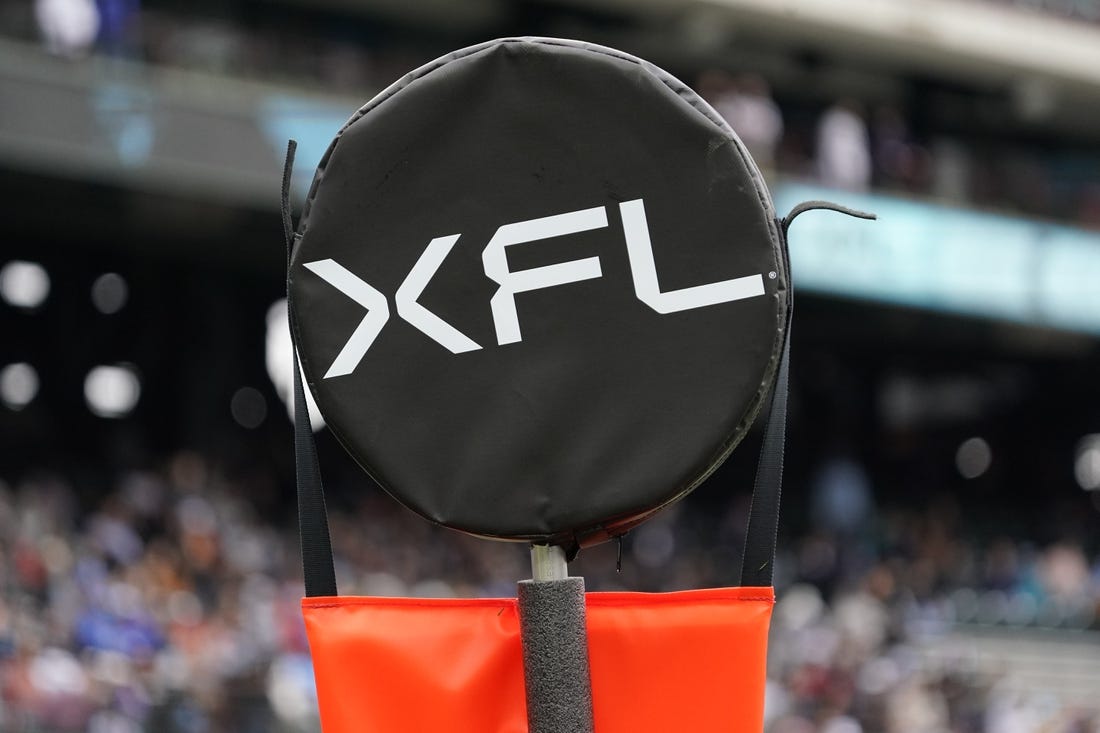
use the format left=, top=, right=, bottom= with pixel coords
left=289, top=37, right=787, bottom=546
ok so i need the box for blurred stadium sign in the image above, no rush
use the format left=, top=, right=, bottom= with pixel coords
left=774, top=182, right=1100, bottom=336
left=0, top=38, right=353, bottom=207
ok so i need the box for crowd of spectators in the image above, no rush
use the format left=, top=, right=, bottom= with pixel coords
left=1, top=451, right=1097, bottom=732
left=2, top=3, right=1098, bottom=733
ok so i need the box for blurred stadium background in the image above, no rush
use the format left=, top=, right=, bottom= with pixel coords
left=2, top=0, right=1100, bottom=731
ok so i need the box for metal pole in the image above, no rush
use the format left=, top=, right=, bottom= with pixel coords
left=530, top=543, right=568, bottom=581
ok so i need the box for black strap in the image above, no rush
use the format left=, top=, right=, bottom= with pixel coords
left=283, top=140, right=338, bottom=598
left=739, top=201, right=875, bottom=587
left=738, top=323, right=790, bottom=587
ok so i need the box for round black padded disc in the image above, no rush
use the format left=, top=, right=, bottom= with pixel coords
left=289, top=37, right=787, bottom=547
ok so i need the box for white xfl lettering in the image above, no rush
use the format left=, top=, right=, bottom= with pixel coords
left=304, top=199, right=766, bottom=378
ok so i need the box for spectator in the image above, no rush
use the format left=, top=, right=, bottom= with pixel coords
left=816, top=101, right=872, bottom=192
left=702, top=70, right=785, bottom=176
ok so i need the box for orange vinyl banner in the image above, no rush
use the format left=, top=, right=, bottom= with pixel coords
left=303, top=586, right=774, bottom=733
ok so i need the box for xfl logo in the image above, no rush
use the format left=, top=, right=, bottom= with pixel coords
left=303, top=199, right=768, bottom=378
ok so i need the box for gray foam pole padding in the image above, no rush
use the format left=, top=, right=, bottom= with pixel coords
left=517, top=577, right=595, bottom=733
